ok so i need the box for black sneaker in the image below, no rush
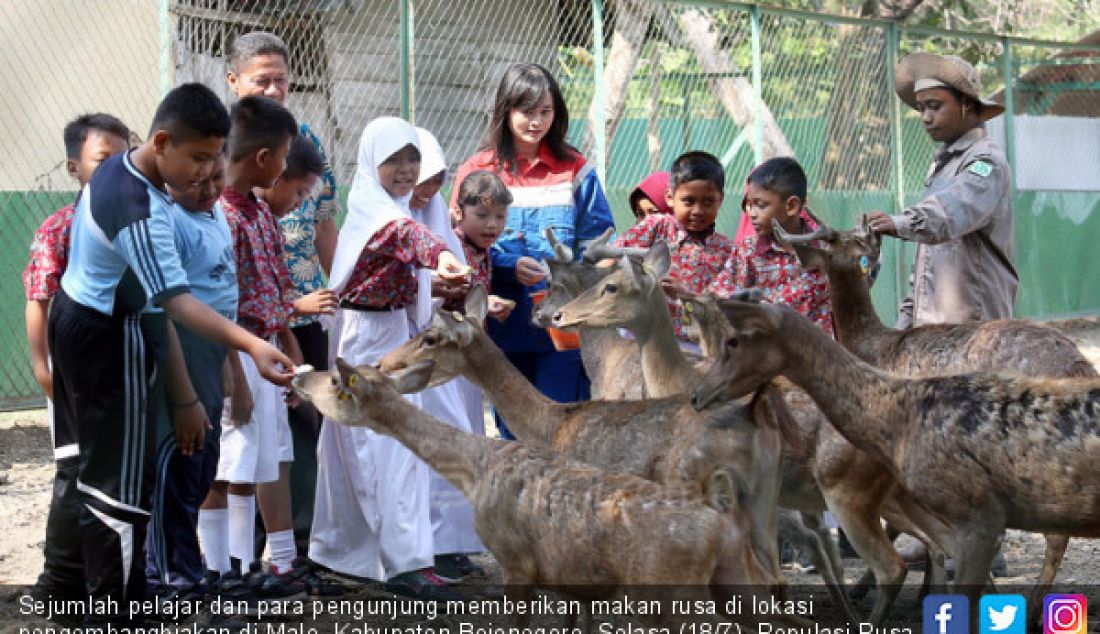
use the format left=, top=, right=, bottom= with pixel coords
left=215, top=563, right=262, bottom=616
left=283, top=557, right=349, bottom=597
left=255, top=566, right=308, bottom=602
left=455, top=554, right=485, bottom=578
left=385, top=569, right=465, bottom=603
left=433, top=555, right=469, bottom=584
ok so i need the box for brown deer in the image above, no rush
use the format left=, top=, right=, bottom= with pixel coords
left=292, top=359, right=773, bottom=628
left=529, top=228, right=653, bottom=399
left=550, top=245, right=860, bottom=620
left=775, top=216, right=1093, bottom=620
left=380, top=285, right=790, bottom=595
left=691, top=296, right=1100, bottom=627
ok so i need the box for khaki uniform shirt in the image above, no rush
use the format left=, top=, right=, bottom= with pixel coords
left=891, top=126, right=1017, bottom=328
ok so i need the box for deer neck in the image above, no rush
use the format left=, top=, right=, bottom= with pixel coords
left=631, top=288, right=697, bottom=397
left=364, top=392, right=493, bottom=497
left=824, top=264, right=890, bottom=361
left=463, top=332, right=562, bottom=445
left=776, top=313, right=907, bottom=471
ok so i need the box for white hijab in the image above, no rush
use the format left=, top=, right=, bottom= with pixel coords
left=409, top=127, right=466, bottom=330
left=330, top=117, right=440, bottom=327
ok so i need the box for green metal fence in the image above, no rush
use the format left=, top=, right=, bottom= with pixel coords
left=1, top=0, right=1098, bottom=409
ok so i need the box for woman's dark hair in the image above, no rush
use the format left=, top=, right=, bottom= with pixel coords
left=457, top=170, right=513, bottom=209
left=482, top=64, right=574, bottom=174
left=747, top=157, right=807, bottom=203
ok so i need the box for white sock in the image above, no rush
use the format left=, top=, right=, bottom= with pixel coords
left=268, top=529, right=297, bottom=574
left=227, top=493, right=256, bottom=569
left=197, top=508, right=230, bottom=574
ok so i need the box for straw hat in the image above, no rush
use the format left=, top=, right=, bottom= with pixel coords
left=895, top=52, right=1005, bottom=121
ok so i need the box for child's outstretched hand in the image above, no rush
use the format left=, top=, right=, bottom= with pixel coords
left=295, top=289, right=337, bottom=316
left=487, top=295, right=516, bottom=322
left=249, top=340, right=294, bottom=387
left=436, top=251, right=471, bottom=286
left=515, top=256, right=547, bottom=286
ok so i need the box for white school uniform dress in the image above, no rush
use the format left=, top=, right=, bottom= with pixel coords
left=410, top=128, right=484, bottom=557
left=310, top=118, right=434, bottom=580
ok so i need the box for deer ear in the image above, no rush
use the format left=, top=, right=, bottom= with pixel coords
left=393, top=360, right=435, bottom=393
left=465, top=284, right=489, bottom=324
left=791, top=243, right=827, bottom=272
left=717, top=296, right=781, bottom=334
left=645, top=240, right=672, bottom=281
left=619, top=254, right=638, bottom=288
left=334, top=357, right=371, bottom=399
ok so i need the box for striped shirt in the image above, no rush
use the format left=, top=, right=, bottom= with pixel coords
left=61, top=151, right=189, bottom=315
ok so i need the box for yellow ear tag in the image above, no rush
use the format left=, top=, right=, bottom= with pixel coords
left=684, top=302, right=694, bottom=313
left=347, top=374, right=359, bottom=388
left=682, top=313, right=692, bottom=325
left=451, top=311, right=465, bottom=322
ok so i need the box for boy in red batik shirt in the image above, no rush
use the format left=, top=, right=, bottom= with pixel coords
left=614, top=151, right=734, bottom=339
left=197, top=97, right=331, bottom=597
left=23, top=112, right=130, bottom=601
left=709, top=157, right=834, bottom=337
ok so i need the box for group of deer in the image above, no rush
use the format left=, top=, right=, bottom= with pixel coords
left=293, top=219, right=1099, bottom=630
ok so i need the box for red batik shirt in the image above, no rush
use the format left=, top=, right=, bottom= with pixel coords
left=709, top=216, right=835, bottom=337
left=220, top=188, right=296, bottom=339
left=615, top=213, right=734, bottom=337
left=443, top=226, right=492, bottom=312
left=341, top=218, right=447, bottom=308
left=23, top=203, right=77, bottom=301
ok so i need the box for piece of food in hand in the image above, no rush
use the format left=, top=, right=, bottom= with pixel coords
left=492, top=298, right=516, bottom=311
left=294, top=364, right=315, bottom=375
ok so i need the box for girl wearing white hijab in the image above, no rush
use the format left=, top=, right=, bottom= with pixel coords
left=309, top=117, right=466, bottom=595
left=407, top=128, right=486, bottom=581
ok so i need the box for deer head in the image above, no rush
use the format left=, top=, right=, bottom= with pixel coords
left=551, top=240, right=672, bottom=330
left=378, top=285, right=490, bottom=387
left=771, top=216, right=883, bottom=287
left=531, top=228, right=618, bottom=328
left=293, top=358, right=435, bottom=426
left=690, top=290, right=789, bottom=411
left=680, top=293, right=734, bottom=360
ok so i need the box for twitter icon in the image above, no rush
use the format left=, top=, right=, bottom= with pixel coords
left=981, top=594, right=1026, bottom=634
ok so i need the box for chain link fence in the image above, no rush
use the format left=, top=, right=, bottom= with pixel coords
left=1, top=0, right=1098, bottom=409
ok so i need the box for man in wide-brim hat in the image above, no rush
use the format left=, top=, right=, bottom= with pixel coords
left=868, top=51, right=1017, bottom=329
left=867, top=52, right=1017, bottom=576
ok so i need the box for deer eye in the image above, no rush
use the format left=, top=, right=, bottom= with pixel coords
left=602, top=283, right=619, bottom=295
left=422, top=335, right=438, bottom=347
left=725, top=336, right=739, bottom=349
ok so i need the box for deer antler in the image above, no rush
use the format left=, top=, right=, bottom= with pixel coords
left=543, top=227, right=574, bottom=262
left=771, top=219, right=836, bottom=246
left=581, top=228, right=650, bottom=262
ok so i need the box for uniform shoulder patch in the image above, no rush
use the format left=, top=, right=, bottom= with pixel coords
left=967, top=160, right=993, bottom=178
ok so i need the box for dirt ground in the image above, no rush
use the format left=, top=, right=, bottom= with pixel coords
left=2, top=317, right=1100, bottom=628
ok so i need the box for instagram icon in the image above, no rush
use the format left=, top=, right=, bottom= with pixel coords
left=1044, top=594, right=1087, bottom=634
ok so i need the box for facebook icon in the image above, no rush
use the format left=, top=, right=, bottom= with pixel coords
left=924, top=595, right=970, bottom=634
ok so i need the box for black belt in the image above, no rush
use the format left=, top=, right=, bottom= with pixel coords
left=340, top=300, right=403, bottom=313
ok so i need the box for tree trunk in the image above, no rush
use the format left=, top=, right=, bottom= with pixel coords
left=647, top=44, right=664, bottom=172
left=654, top=4, right=795, bottom=160
left=817, top=0, right=925, bottom=189
left=583, top=0, right=655, bottom=162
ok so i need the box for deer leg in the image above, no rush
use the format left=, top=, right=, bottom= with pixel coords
left=794, top=511, right=857, bottom=622
left=951, top=523, right=1002, bottom=633
left=850, top=522, right=900, bottom=601
left=501, top=570, right=535, bottom=629
left=1029, top=535, right=1069, bottom=628
left=823, top=492, right=905, bottom=625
